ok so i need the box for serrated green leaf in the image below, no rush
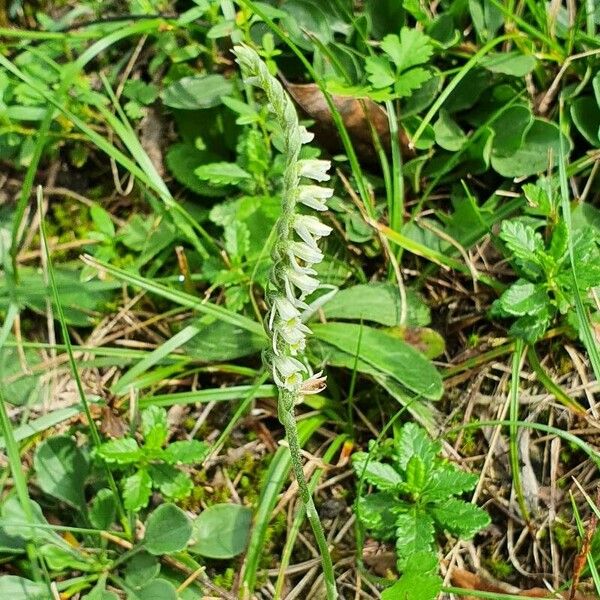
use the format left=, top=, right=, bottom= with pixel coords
left=382, top=553, right=442, bottom=600
left=162, top=440, right=208, bottom=464
left=430, top=498, right=490, bottom=539
left=523, top=183, right=552, bottom=217
left=195, top=162, right=251, bottom=186
left=393, top=68, right=432, bottom=98
left=509, top=310, right=553, bottom=343
left=404, top=455, right=427, bottom=493
left=382, top=29, right=433, bottom=71
left=356, top=492, right=398, bottom=541
left=365, top=56, right=396, bottom=89
left=422, top=465, right=478, bottom=502
left=144, top=503, right=192, bottom=555
left=496, top=280, right=549, bottom=316
left=97, top=438, right=141, bottom=465
left=395, top=509, right=435, bottom=567
left=396, top=423, right=440, bottom=470
left=352, top=452, right=403, bottom=490
left=141, top=406, right=168, bottom=450
left=499, top=220, right=545, bottom=278
left=123, top=470, right=152, bottom=512
left=148, top=464, right=193, bottom=500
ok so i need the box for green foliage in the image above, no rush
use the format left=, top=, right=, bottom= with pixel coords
left=353, top=423, right=490, bottom=573
left=189, top=503, right=252, bottom=558
left=96, top=406, right=208, bottom=512
left=144, top=503, right=192, bottom=555
left=492, top=209, right=600, bottom=343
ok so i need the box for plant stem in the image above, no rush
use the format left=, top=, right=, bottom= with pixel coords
left=279, top=392, right=337, bottom=600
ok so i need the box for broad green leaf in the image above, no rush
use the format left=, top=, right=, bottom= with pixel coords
left=0, top=338, right=41, bottom=406
left=396, top=423, right=441, bottom=470
left=395, top=509, right=435, bottom=567
left=490, top=105, right=533, bottom=155
left=97, top=438, right=141, bottom=465
left=141, top=406, right=168, bottom=450
left=144, top=503, right=192, bottom=555
left=491, top=119, right=570, bottom=177
left=0, top=576, right=49, bottom=599
left=480, top=52, right=536, bottom=76
left=496, top=281, right=549, bottom=316
left=0, top=267, right=115, bottom=327
left=0, top=495, right=64, bottom=546
left=165, top=143, right=227, bottom=196
left=148, top=464, right=193, bottom=500
left=381, top=29, right=433, bottom=71
left=132, top=579, right=177, bottom=600
left=195, top=162, right=251, bottom=186
left=356, top=492, right=398, bottom=540
left=90, top=204, right=115, bottom=238
left=33, top=436, right=88, bottom=510
left=40, top=543, right=94, bottom=572
left=422, top=465, right=478, bottom=502
left=352, top=452, right=403, bottom=490
left=89, top=489, right=116, bottom=530
left=123, top=470, right=152, bottom=512
left=430, top=497, right=490, bottom=538
left=433, top=109, right=467, bottom=151
left=183, top=318, right=266, bottom=361
left=124, top=552, right=160, bottom=589
left=321, top=284, right=430, bottom=327
left=161, top=74, right=233, bottom=110
left=570, top=96, right=600, bottom=146
left=311, top=323, right=443, bottom=400
left=383, top=326, right=445, bottom=359
left=190, top=503, right=252, bottom=559
left=162, top=440, right=209, bottom=464
left=83, top=579, right=119, bottom=600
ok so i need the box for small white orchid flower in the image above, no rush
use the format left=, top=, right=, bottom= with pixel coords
left=298, top=126, right=314, bottom=144
left=297, top=185, right=333, bottom=212
left=293, top=215, right=333, bottom=249
left=272, top=355, right=306, bottom=391
left=285, top=268, right=320, bottom=296
left=299, top=159, right=331, bottom=182
left=290, top=240, right=324, bottom=264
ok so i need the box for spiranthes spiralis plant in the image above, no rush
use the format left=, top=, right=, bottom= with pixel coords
left=232, top=44, right=338, bottom=599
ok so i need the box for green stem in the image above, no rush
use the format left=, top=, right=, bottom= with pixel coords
left=279, top=394, right=337, bottom=600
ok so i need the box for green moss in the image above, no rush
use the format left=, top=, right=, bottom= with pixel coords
left=483, top=556, right=513, bottom=580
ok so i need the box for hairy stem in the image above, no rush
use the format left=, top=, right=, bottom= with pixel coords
left=280, top=392, right=337, bottom=599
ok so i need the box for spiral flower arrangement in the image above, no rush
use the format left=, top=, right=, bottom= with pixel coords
left=233, top=44, right=338, bottom=598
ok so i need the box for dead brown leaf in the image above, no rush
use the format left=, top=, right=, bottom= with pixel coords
left=282, top=80, right=413, bottom=164
left=450, top=568, right=595, bottom=600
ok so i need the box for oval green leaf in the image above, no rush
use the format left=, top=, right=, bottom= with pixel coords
left=190, top=503, right=252, bottom=559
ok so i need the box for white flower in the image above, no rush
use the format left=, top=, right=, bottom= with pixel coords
left=272, top=355, right=306, bottom=391
left=299, top=159, right=331, bottom=182
left=297, top=185, right=333, bottom=212
left=298, top=126, right=314, bottom=144
left=293, top=215, right=333, bottom=249
left=290, top=240, right=324, bottom=264
left=285, top=267, right=320, bottom=296
left=288, top=250, right=317, bottom=275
